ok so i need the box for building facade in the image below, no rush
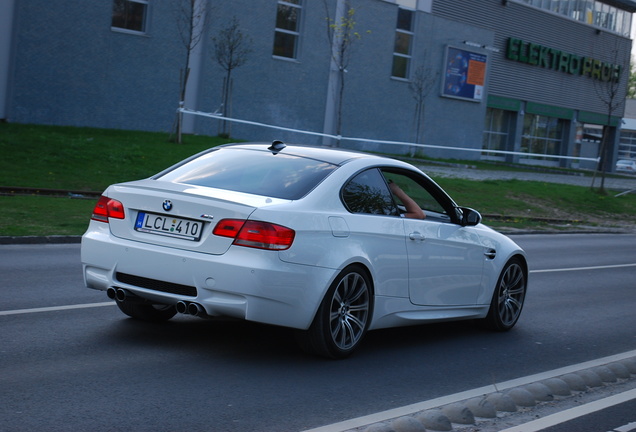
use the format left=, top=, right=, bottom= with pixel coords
left=2, top=0, right=634, bottom=170
left=619, top=98, right=636, bottom=160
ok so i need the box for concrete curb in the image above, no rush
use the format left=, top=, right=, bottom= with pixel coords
left=0, top=235, right=82, bottom=245
left=347, top=357, right=636, bottom=432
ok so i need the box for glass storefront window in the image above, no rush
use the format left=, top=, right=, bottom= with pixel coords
left=619, top=130, right=636, bottom=159
left=521, top=114, right=564, bottom=163
left=482, top=108, right=512, bottom=160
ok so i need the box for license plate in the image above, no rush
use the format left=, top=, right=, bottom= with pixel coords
left=135, top=212, right=203, bottom=241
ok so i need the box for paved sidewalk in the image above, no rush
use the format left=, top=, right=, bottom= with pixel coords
left=418, top=163, right=636, bottom=193
left=307, top=354, right=636, bottom=432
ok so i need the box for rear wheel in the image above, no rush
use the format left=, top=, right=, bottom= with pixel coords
left=297, top=265, right=372, bottom=359
left=116, top=300, right=177, bottom=322
left=481, top=257, right=527, bottom=331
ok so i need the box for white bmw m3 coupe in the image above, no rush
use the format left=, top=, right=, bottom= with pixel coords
left=81, top=142, right=528, bottom=358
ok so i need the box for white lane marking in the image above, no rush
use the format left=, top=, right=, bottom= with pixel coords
left=615, top=421, right=636, bottom=432
left=499, top=388, right=636, bottom=432
left=0, top=301, right=115, bottom=316
left=530, top=263, right=636, bottom=273
left=302, top=350, right=636, bottom=432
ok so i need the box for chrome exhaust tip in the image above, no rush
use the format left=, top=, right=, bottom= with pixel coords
left=115, top=288, right=132, bottom=302
left=176, top=301, right=189, bottom=314
left=106, top=287, right=117, bottom=300
left=187, top=302, right=206, bottom=316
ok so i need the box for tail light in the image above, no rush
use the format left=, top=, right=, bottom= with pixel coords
left=213, top=219, right=295, bottom=251
left=91, top=196, right=125, bottom=222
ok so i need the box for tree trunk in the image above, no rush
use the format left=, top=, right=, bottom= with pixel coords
left=336, top=68, right=345, bottom=144
left=222, top=68, right=232, bottom=136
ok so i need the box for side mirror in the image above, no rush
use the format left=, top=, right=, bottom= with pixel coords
left=459, top=207, right=482, bottom=227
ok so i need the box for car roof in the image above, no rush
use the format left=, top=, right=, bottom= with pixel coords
left=219, top=142, right=388, bottom=166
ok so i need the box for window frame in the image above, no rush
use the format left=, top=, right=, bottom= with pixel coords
left=111, top=0, right=149, bottom=35
left=340, top=167, right=459, bottom=223
left=340, top=168, right=400, bottom=217
left=391, top=8, right=415, bottom=79
left=273, top=0, right=303, bottom=60
left=381, top=168, right=456, bottom=222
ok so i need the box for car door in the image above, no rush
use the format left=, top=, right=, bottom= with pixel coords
left=382, top=170, right=485, bottom=306
left=341, top=168, right=410, bottom=298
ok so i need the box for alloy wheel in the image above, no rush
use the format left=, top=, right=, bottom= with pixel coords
left=328, top=271, right=370, bottom=350
left=496, top=262, right=526, bottom=327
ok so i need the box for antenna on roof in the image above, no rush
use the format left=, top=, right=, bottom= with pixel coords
left=268, top=140, right=286, bottom=154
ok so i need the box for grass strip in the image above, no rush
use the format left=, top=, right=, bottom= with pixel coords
left=1, top=123, right=634, bottom=236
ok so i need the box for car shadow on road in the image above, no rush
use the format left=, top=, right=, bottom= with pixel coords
left=100, top=314, right=509, bottom=362
left=103, top=314, right=305, bottom=359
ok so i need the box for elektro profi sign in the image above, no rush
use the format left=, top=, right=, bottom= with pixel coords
left=506, top=37, right=621, bottom=83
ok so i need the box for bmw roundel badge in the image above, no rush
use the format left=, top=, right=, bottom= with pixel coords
left=162, top=200, right=173, bottom=212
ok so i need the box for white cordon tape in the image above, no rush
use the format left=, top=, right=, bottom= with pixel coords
left=178, top=108, right=602, bottom=163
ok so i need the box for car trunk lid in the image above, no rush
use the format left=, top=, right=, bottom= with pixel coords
left=102, top=179, right=289, bottom=255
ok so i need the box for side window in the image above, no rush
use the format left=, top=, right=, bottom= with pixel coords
left=342, top=169, right=398, bottom=216
left=112, top=0, right=148, bottom=34
left=391, top=8, right=414, bottom=79
left=382, top=170, right=450, bottom=219
left=273, top=0, right=302, bottom=59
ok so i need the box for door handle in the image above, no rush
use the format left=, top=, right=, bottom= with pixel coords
left=409, top=232, right=425, bottom=241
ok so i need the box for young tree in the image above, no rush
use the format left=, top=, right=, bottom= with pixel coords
left=323, top=0, right=368, bottom=142
left=408, top=61, right=438, bottom=156
left=592, top=45, right=628, bottom=193
left=173, top=0, right=211, bottom=143
left=211, top=16, right=253, bottom=137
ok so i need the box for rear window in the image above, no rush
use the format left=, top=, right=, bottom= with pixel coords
left=156, top=148, right=338, bottom=200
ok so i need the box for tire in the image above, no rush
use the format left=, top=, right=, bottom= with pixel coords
left=481, top=257, right=527, bottom=331
left=297, top=265, right=372, bottom=359
left=116, top=300, right=177, bottom=322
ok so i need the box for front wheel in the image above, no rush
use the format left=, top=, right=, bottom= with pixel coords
left=297, top=265, right=372, bottom=359
left=480, top=257, right=527, bottom=331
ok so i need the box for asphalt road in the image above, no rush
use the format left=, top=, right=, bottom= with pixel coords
left=0, top=233, right=635, bottom=431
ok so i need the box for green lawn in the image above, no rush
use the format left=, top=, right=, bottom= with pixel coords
left=0, top=123, right=232, bottom=192
left=1, top=123, right=634, bottom=236
left=0, top=195, right=96, bottom=236
left=436, top=177, right=636, bottom=229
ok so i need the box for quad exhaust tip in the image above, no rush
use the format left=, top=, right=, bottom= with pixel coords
left=176, top=300, right=206, bottom=316
left=107, top=287, right=131, bottom=302
left=107, top=289, right=206, bottom=316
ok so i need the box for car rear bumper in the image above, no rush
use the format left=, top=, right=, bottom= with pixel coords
left=81, top=226, right=335, bottom=330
